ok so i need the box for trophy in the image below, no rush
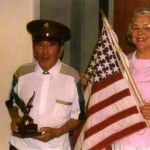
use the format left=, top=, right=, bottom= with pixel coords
left=12, top=92, right=41, bottom=138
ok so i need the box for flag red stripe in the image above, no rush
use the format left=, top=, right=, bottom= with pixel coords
left=87, top=88, right=130, bottom=117
left=89, top=122, right=147, bottom=150
left=91, top=72, right=123, bottom=95
left=85, top=106, right=139, bottom=139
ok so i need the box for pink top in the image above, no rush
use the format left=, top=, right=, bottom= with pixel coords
left=118, top=51, right=150, bottom=147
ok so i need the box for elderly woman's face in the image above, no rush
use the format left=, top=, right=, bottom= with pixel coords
left=131, top=14, right=150, bottom=51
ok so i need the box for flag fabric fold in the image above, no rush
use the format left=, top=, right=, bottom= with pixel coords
left=74, top=12, right=147, bottom=150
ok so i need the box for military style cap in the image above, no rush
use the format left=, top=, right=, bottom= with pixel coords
left=26, top=20, right=71, bottom=42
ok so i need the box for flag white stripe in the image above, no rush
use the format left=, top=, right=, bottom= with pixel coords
left=86, top=97, right=139, bottom=130
left=84, top=113, right=145, bottom=150
left=88, top=78, right=133, bottom=108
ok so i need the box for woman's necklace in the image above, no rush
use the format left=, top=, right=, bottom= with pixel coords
left=132, top=51, right=150, bottom=70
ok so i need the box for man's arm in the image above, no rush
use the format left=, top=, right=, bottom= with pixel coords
left=57, top=118, right=81, bottom=136
left=8, top=106, right=19, bottom=119
left=34, top=119, right=81, bottom=142
left=8, top=106, right=22, bottom=132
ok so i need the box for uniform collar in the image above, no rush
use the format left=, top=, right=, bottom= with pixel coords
left=36, top=59, right=61, bottom=78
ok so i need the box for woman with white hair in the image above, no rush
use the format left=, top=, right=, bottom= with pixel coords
left=80, top=7, right=150, bottom=150
left=112, top=7, right=150, bottom=150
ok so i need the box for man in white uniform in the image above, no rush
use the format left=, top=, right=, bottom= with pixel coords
left=6, top=19, right=86, bottom=150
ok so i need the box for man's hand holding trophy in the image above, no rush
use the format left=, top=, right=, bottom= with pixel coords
left=13, top=91, right=42, bottom=138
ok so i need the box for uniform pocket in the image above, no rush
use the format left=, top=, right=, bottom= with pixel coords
left=54, top=99, right=72, bottom=126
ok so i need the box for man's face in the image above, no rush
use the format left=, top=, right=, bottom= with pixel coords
left=33, top=41, right=64, bottom=70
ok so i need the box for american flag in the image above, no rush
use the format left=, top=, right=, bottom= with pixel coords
left=74, top=13, right=147, bottom=150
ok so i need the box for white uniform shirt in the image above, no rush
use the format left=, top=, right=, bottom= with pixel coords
left=9, top=60, right=81, bottom=150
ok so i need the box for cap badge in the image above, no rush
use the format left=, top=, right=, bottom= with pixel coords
left=44, top=22, right=49, bottom=28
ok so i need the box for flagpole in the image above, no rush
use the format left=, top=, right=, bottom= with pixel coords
left=101, top=11, right=150, bottom=127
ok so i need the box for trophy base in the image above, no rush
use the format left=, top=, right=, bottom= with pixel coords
left=12, top=131, right=42, bottom=138
left=12, top=124, right=42, bottom=138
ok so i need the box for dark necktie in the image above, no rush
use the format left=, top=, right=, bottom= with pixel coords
left=43, top=71, right=50, bottom=75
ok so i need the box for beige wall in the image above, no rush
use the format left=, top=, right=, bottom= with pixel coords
left=0, top=0, right=40, bottom=149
